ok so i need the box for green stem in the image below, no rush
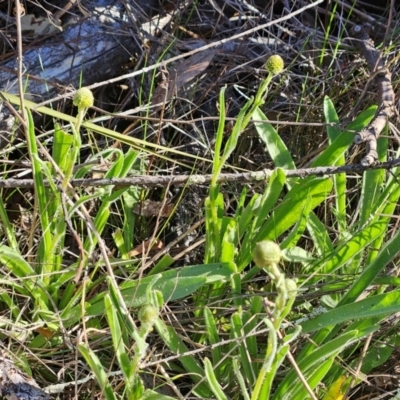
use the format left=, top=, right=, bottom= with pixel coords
left=251, top=318, right=277, bottom=400
left=62, top=109, right=85, bottom=190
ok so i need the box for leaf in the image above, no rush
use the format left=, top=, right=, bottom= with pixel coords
left=64, top=263, right=235, bottom=325
left=273, top=328, right=375, bottom=399
left=128, top=238, right=164, bottom=257
left=252, top=108, right=296, bottom=170
left=155, top=318, right=211, bottom=398
left=300, top=291, right=400, bottom=334
left=133, top=200, right=174, bottom=217
left=322, top=376, right=348, bottom=400
left=78, top=344, right=117, bottom=400
left=141, top=390, right=178, bottom=400
left=152, top=50, right=216, bottom=110
left=204, top=357, right=228, bottom=400
left=259, top=177, right=332, bottom=241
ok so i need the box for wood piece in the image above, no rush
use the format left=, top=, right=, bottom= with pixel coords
left=0, top=0, right=157, bottom=101
left=0, top=356, right=49, bottom=399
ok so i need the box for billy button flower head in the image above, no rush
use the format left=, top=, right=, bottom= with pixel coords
left=73, top=87, right=94, bottom=112
left=253, top=240, right=282, bottom=268
left=138, top=303, right=159, bottom=337
left=73, top=87, right=94, bottom=133
left=265, top=54, right=284, bottom=76
left=138, top=304, right=159, bottom=326
left=251, top=54, right=284, bottom=110
left=73, top=88, right=94, bottom=111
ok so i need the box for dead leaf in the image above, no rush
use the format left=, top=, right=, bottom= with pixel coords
left=20, top=14, right=62, bottom=36
left=35, top=326, right=54, bottom=339
left=134, top=200, right=174, bottom=218
left=151, top=50, right=216, bottom=111
left=175, top=50, right=216, bottom=88
left=128, top=238, right=164, bottom=257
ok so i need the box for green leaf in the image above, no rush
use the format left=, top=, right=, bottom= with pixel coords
left=301, top=291, right=400, bottom=333
left=311, top=106, right=376, bottom=167
left=64, top=263, right=234, bottom=325
left=104, top=295, right=132, bottom=385
left=78, top=344, right=117, bottom=400
left=141, top=390, right=178, bottom=400
left=273, top=329, right=374, bottom=399
left=204, top=357, right=228, bottom=400
left=252, top=108, right=296, bottom=170
left=324, top=96, right=347, bottom=233
left=259, top=177, right=332, bottom=241
left=204, top=307, right=222, bottom=380
left=154, top=318, right=210, bottom=398
left=52, top=123, right=74, bottom=172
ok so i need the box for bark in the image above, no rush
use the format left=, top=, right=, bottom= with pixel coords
left=0, top=356, right=49, bottom=399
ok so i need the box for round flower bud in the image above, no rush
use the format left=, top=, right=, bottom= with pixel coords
left=253, top=240, right=282, bottom=268
left=285, top=278, right=298, bottom=298
left=138, top=304, right=159, bottom=326
left=73, top=87, right=94, bottom=110
left=266, top=55, right=284, bottom=75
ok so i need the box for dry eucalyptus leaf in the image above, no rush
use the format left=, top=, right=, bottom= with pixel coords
left=151, top=50, right=216, bottom=111
left=175, top=50, right=216, bottom=88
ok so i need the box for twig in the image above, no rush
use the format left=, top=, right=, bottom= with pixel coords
left=344, top=333, right=372, bottom=399
left=0, top=158, right=400, bottom=189
left=350, top=24, right=395, bottom=166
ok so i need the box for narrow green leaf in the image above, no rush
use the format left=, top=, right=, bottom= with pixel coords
left=78, top=344, right=117, bottom=400
left=273, top=330, right=366, bottom=399
left=204, top=357, right=228, bottom=400
left=104, top=295, right=132, bottom=384
left=252, top=108, right=296, bottom=170
left=259, top=177, right=332, bottom=241
left=301, top=291, right=400, bottom=333
left=154, top=318, right=210, bottom=397
left=204, top=307, right=222, bottom=379
left=324, top=96, right=346, bottom=233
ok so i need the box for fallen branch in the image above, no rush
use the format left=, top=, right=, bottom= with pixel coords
left=1, top=158, right=400, bottom=189
left=350, top=24, right=395, bottom=166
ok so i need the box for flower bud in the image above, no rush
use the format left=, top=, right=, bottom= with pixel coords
left=73, top=87, right=94, bottom=110
left=266, top=55, right=284, bottom=75
left=253, top=240, right=282, bottom=268
left=138, top=304, right=159, bottom=326
left=285, top=278, right=298, bottom=299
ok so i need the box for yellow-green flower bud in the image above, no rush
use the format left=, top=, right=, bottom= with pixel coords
left=253, top=240, right=282, bottom=268
left=266, top=55, right=284, bottom=75
left=285, top=278, right=298, bottom=298
left=138, top=304, right=159, bottom=326
left=73, top=87, right=94, bottom=110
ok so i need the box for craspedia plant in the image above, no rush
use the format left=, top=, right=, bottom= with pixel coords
left=266, top=54, right=284, bottom=75
left=73, top=87, right=94, bottom=111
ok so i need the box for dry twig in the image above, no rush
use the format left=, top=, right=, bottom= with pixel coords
left=350, top=24, right=395, bottom=165
left=0, top=159, right=399, bottom=189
